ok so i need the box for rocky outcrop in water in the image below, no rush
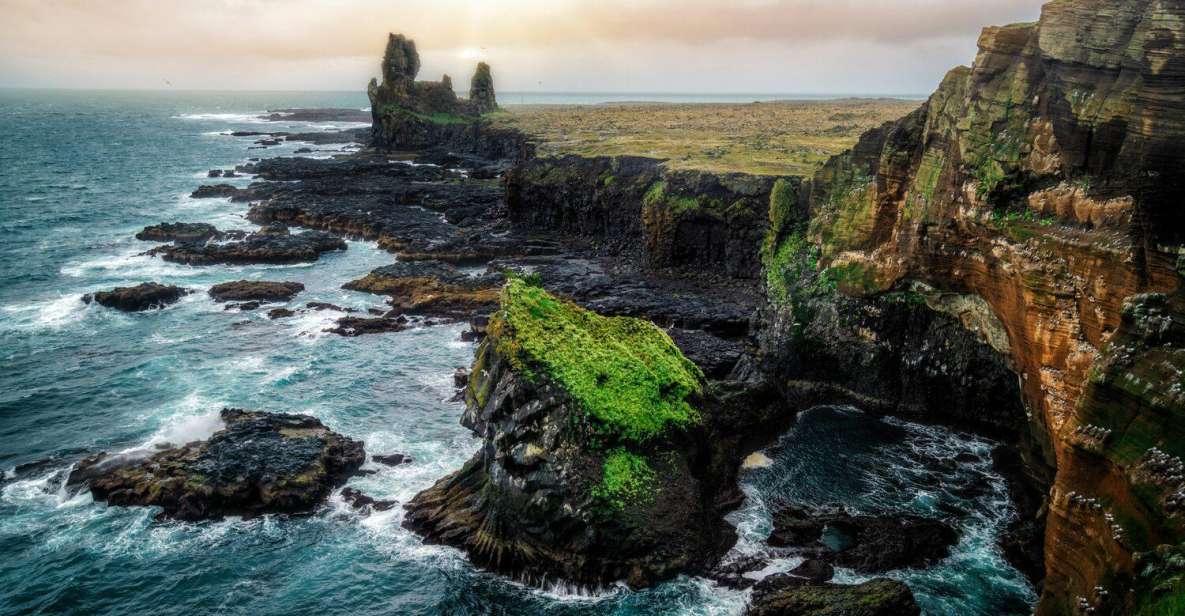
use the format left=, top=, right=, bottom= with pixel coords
left=136, top=222, right=226, bottom=244
left=343, top=261, right=501, bottom=319
left=403, top=278, right=739, bottom=588
left=208, top=280, right=305, bottom=303
left=83, top=283, right=190, bottom=312
left=67, top=409, right=365, bottom=521
left=146, top=225, right=345, bottom=266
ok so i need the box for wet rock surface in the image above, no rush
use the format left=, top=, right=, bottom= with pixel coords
left=135, top=222, right=228, bottom=244
left=769, top=507, right=960, bottom=573
left=746, top=575, right=920, bottom=616
left=146, top=226, right=345, bottom=266
left=67, top=409, right=365, bottom=521
left=343, top=261, right=501, bottom=319
left=340, top=487, right=396, bottom=512
left=83, top=283, right=190, bottom=312
left=208, top=280, right=305, bottom=303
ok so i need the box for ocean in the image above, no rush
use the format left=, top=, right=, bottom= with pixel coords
left=0, top=89, right=1030, bottom=615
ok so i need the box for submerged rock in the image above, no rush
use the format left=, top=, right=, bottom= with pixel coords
left=340, top=488, right=396, bottom=512
left=208, top=280, right=305, bottom=303
left=746, top=575, right=920, bottom=616
left=67, top=409, right=364, bottom=521
left=82, top=283, right=190, bottom=312
left=769, top=507, right=959, bottom=573
left=373, top=453, right=411, bottom=466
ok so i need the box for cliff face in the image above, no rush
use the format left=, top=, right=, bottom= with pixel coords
left=781, top=0, right=1185, bottom=612
left=505, top=155, right=794, bottom=280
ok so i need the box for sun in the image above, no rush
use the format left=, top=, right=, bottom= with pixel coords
left=458, top=47, right=484, bottom=60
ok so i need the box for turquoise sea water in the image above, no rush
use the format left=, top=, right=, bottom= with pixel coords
left=0, top=90, right=1029, bottom=615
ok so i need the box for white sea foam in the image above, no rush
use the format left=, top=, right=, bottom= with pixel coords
left=0, top=293, right=91, bottom=332
left=174, top=112, right=270, bottom=124
left=140, top=410, right=226, bottom=450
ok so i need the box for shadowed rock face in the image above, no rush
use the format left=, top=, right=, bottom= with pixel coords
left=82, top=283, right=190, bottom=312
left=468, top=62, right=497, bottom=114
left=761, top=0, right=1185, bottom=612
left=67, top=409, right=365, bottom=521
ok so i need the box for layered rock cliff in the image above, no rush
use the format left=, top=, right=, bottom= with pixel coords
left=763, top=0, right=1185, bottom=612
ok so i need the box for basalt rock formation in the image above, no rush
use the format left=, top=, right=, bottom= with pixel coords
left=145, top=225, right=346, bottom=266
left=506, top=155, right=792, bottom=279
left=753, top=0, right=1185, bottom=613
left=67, top=409, right=365, bottom=521
left=208, top=280, right=305, bottom=303
left=402, top=278, right=740, bottom=587
left=82, top=283, right=190, bottom=312
left=367, top=33, right=522, bottom=156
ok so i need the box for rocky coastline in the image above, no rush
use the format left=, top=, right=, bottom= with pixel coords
left=75, top=4, right=1185, bottom=611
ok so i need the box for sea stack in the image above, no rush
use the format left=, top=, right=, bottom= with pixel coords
left=367, top=33, right=498, bottom=148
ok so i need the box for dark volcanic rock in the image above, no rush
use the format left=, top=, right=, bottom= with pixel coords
left=148, top=229, right=345, bottom=266
left=344, top=261, right=501, bottom=319
left=224, top=301, right=263, bottom=311
left=135, top=222, right=224, bottom=244
left=769, top=507, right=959, bottom=573
left=707, top=555, right=768, bottom=589
left=340, top=487, right=396, bottom=512
left=327, top=316, right=408, bottom=337
left=788, top=559, right=835, bottom=583
left=747, top=575, right=920, bottom=616
left=83, top=283, right=190, bottom=312
left=67, top=409, right=365, bottom=520
left=373, top=453, right=411, bottom=466
left=283, top=128, right=370, bottom=145
left=402, top=281, right=737, bottom=589
left=261, top=108, right=372, bottom=123
left=190, top=184, right=242, bottom=199
left=268, top=308, right=296, bottom=319
left=208, top=280, right=305, bottom=303
left=306, top=302, right=352, bottom=312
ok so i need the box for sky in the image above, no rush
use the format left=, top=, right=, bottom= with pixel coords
left=0, top=0, right=1046, bottom=95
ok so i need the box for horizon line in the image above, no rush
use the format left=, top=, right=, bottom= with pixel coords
left=0, top=85, right=929, bottom=98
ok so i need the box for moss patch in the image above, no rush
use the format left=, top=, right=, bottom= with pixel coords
left=492, top=277, right=704, bottom=444
left=593, top=449, right=656, bottom=510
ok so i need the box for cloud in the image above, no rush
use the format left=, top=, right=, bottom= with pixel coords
left=0, top=0, right=1046, bottom=91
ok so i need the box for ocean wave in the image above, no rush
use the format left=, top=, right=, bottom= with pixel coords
left=174, top=112, right=270, bottom=124
left=0, top=293, right=94, bottom=332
